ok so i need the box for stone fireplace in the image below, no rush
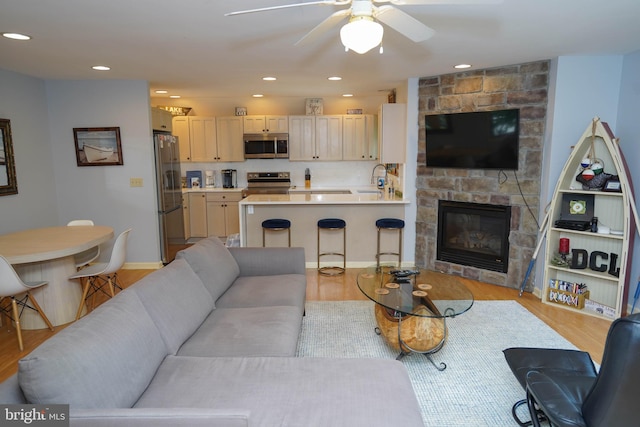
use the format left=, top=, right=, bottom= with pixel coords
left=415, top=60, right=549, bottom=289
left=437, top=200, right=511, bottom=273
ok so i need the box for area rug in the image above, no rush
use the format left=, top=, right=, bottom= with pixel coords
left=296, top=300, right=578, bottom=426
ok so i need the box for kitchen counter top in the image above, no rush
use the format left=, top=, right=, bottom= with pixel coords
left=240, top=192, right=408, bottom=205
left=182, top=187, right=244, bottom=193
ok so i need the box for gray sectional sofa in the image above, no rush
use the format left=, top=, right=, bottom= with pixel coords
left=0, top=237, right=424, bottom=426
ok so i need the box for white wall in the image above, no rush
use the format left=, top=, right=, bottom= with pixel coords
left=45, top=80, right=161, bottom=265
left=536, top=55, right=626, bottom=295
left=0, top=69, right=58, bottom=233
left=616, top=49, right=640, bottom=313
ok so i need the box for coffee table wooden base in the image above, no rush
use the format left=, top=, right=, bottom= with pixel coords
left=374, top=304, right=448, bottom=369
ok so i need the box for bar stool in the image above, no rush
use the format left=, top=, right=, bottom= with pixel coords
left=376, top=218, right=404, bottom=269
left=262, top=219, right=291, bottom=247
left=317, top=218, right=346, bottom=275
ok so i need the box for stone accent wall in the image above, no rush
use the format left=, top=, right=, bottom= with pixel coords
left=416, top=61, right=549, bottom=289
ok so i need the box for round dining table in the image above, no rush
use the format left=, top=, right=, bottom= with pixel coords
left=0, top=225, right=114, bottom=329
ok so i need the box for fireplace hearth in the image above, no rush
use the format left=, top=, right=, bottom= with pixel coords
left=437, top=200, right=511, bottom=273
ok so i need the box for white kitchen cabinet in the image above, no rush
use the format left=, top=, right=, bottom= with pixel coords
left=189, top=117, right=217, bottom=162
left=206, top=191, right=243, bottom=238
left=215, top=116, right=245, bottom=162
left=288, top=116, right=315, bottom=160
left=243, top=115, right=288, bottom=133
left=174, top=116, right=243, bottom=163
left=378, top=103, right=406, bottom=164
left=182, top=194, right=191, bottom=241
left=172, top=116, right=192, bottom=162
left=315, top=115, right=343, bottom=161
left=342, top=114, right=377, bottom=161
left=188, top=192, right=207, bottom=238
left=289, top=115, right=342, bottom=161
left=151, top=108, right=173, bottom=132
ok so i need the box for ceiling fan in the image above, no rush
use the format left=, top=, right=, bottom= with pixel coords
left=226, top=0, right=501, bottom=54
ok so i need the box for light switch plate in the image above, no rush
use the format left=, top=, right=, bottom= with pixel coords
left=130, top=177, right=143, bottom=187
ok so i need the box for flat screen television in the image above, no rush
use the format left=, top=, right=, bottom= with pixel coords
left=425, top=109, right=520, bottom=170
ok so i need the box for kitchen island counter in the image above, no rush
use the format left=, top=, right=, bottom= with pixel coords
left=239, top=193, right=410, bottom=267
left=240, top=192, right=409, bottom=205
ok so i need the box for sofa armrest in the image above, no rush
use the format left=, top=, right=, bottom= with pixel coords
left=228, top=247, right=306, bottom=276
left=71, top=408, right=249, bottom=427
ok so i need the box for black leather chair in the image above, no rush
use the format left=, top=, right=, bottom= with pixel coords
left=504, top=313, right=640, bottom=427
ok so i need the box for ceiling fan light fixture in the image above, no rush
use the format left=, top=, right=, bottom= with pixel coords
left=340, top=16, right=383, bottom=55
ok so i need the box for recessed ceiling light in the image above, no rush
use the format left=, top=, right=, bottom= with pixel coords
left=91, top=65, right=111, bottom=71
left=328, top=76, right=342, bottom=81
left=155, top=90, right=168, bottom=94
left=169, top=95, right=181, bottom=99
left=262, top=76, right=277, bottom=81
left=342, top=93, right=353, bottom=97
left=252, top=94, right=264, bottom=98
left=454, top=64, right=472, bottom=69
left=2, top=32, right=31, bottom=41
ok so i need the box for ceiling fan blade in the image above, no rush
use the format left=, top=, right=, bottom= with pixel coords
left=376, top=0, right=502, bottom=5
left=225, top=1, right=342, bottom=17
left=374, top=5, right=435, bottom=42
left=295, top=9, right=351, bottom=46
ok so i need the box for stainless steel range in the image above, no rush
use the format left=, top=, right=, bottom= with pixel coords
left=243, top=171, right=291, bottom=196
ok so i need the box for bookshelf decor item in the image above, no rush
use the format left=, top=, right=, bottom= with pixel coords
left=542, top=117, right=638, bottom=320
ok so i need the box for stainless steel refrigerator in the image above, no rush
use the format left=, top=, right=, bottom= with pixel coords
left=153, top=132, right=185, bottom=264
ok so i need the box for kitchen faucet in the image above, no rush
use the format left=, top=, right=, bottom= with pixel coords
left=370, top=163, right=387, bottom=187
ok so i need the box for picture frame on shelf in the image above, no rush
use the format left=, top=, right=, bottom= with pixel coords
left=305, top=98, right=323, bottom=115
left=73, top=127, right=123, bottom=166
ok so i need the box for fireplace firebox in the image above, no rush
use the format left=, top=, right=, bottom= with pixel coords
left=437, top=200, right=511, bottom=273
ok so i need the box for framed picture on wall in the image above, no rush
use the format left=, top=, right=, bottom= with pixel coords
left=73, top=127, right=123, bottom=166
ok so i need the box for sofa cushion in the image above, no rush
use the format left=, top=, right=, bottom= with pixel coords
left=18, top=290, right=168, bottom=408
left=132, top=258, right=214, bottom=354
left=177, top=306, right=302, bottom=357
left=135, top=356, right=425, bottom=427
left=215, top=274, right=306, bottom=313
left=176, top=237, right=240, bottom=302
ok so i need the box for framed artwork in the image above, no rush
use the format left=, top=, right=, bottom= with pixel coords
left=305, top=98, right=323, bottom=115
left=73, top=127, right=123, bottom=166
left=0, top=118, right=18, bottom=196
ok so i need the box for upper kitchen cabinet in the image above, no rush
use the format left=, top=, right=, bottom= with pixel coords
left=378, top=103, right=406, bottom=164
left=243, top=115, right=288, bottom=133
left=172, top=116, right=243, bottom=163
left=343, top=114, right=377, bottom=161
left=151, top=108, right=173, bottom=132
left=189, top=117, right=218, bottom=162
left=172, top=116, right=192, bottom=162
left=315, top=115, right=343, bottom=161
left=288, top=116, right=315, bottom=160
left=289, top=115, right=342, bottom=161
left=216, top=116, right=244, bottom=162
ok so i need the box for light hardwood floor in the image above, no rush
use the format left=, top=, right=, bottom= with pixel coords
left=0, top=268, right=611, bottom=382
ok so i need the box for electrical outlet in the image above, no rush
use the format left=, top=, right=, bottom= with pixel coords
left=130, top=177, right=143, bottom=187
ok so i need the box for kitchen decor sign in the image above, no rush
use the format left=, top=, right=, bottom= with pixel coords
left=157, top=106, right=192, bottom=116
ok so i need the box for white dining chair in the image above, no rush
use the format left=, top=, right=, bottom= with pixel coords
left=67, top=219, right=101, bottom=270
left=0, top=256, right=54, bottom=351
left=69, top=228, right=131, bottom=320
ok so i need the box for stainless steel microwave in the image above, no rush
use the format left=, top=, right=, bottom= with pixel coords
left=243, top=133, right=289, bottom=159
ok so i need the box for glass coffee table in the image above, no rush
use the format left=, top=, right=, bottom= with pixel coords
left=357, top=265, right=474, bottom=370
